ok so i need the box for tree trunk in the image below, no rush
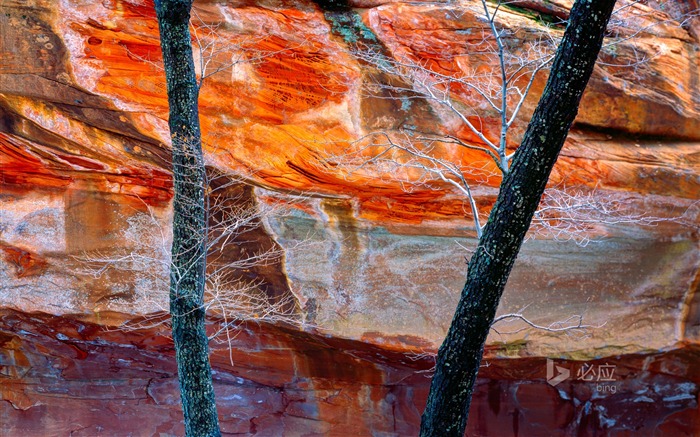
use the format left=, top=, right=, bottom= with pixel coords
left=419, top=0, right=617, bottom=435
left=154, top=1, right=221, bottom=436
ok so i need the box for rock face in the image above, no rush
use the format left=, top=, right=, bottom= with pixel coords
left=1, top=0, right=699, bottom=435
left=2, top=310, right=699, bottom=436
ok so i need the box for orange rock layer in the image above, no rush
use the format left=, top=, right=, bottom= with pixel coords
left=2, top=0, right=698, bottom=215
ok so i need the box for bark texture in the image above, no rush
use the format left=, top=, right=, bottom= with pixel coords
left=154, top=1, right=221, bottom=436
left=419, top=0, right=618, bottom=435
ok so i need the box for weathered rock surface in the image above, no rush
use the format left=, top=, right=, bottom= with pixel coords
left=1, top=310, right=698, bottom=436
left=1, top=0, right=699, bottom=435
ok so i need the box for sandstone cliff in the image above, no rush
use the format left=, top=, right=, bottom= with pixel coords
left=1, top=0, right=699, bottom=435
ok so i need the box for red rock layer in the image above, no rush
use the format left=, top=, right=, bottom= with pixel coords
left=1, top=310, right=698, bottom=436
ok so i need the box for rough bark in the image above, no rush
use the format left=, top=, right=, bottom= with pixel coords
left=154, top=1, right=221, bottom=436
left=419, top=0, right=617, bottom=435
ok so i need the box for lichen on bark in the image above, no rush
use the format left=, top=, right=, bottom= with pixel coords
left=154, top=0, right=221, bottom=435
left=419, top=0, right=618, bottom=435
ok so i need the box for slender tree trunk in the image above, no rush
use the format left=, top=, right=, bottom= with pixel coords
left=420, top=0, right=617, bottom=435
left=154, top=1, right=221, bottom=436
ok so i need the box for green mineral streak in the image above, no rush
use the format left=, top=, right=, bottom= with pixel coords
left=497, top=1, right=564, bottom=27
left=325, top=10, right=378, bottom=46
left=491, top=339, right=528, bottom=357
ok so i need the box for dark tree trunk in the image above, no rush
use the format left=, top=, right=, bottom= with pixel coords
left=154, top=1, right=221, bottom=436
left=420, top=0, right=617, bottom=435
